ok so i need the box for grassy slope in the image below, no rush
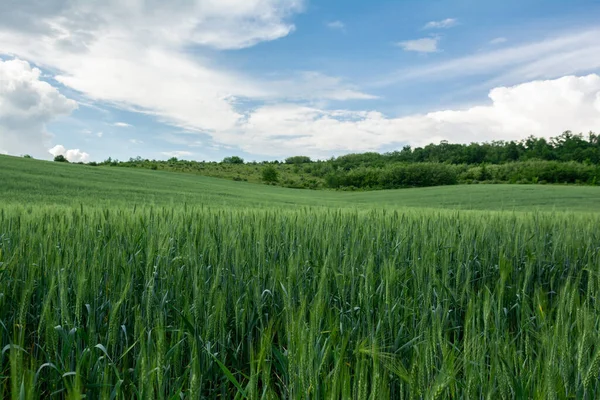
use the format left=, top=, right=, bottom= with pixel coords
left=2, top=154, right=600, bottom=211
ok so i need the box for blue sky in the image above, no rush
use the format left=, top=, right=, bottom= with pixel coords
left=1, top=0, right=599, bottom=162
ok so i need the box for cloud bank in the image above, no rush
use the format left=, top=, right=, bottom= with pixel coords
left=48, top=144, right=90, bottom=162
left=0, top=58, right=77, bottom=157
left=222, top=74, right=600, bottom=158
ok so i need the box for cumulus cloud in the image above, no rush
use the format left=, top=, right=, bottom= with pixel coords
left=218, top=74, right=600, bottom=158
left=0, top=58, right=77, bottom=157
left=114, top=122, right=132, bottom=127
left=396, top=37, right=439, bottom=53
left=49, top=144, right=90, bottom=162
left=0, top=1, right=363, bottom=137
left=423, top=18, right=457, bottom=29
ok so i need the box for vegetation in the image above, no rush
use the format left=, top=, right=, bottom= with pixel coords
left=90, top=132, right=600, bottom=190
left=262, top=165, right=279, bottom=183
left=285, top=156, right=312, bottom=164
left=53, top=155, right=68, bottom=163
left=223, top=156, right=245, bottom=164
left=2, top=154, right=600, bottom=398
left=2, top=205, right=600, bottom=398
left=2, top=154, right=600, bottom=212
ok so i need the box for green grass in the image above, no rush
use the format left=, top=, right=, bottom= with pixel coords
left=2, top=155, right=600, bottom=211
left=2, top=154, right=600, bottom=398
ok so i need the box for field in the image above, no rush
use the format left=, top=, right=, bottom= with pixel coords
left=2, top=154, right=600, bottom=398
left=2, top=155, right=600, bottom=212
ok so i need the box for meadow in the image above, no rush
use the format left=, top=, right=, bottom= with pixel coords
left=2, top=155, right=600, bottom=398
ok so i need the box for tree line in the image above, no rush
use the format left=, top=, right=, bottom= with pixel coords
left=56, top=131, right=600, bottom=190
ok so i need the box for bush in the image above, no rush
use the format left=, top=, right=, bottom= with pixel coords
left=222, top=156, right=244, bottom=164
left=285, top=156, right=312, bottom=164
left=54, top=155, right=68, bottom=163
left=262, top=165, right=279, bottom=183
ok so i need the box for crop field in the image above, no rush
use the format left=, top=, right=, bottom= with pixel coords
left=2, top=155, right=600, bottom=398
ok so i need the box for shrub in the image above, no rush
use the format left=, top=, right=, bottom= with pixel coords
left=223, top=156, right=244, bottom=164
left=285, top=156, right=312, bottom=164
left=54, top=155, right=68, bottom=163
left=262, top=165, right=279, bottom=183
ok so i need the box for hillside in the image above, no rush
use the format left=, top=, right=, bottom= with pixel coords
left=2, top=154, right=600, bottom=211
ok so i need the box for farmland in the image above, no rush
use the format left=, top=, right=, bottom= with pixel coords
left=2, top=154, right=600, bottom=398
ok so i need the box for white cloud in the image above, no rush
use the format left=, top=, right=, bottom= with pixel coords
left=267, top=71, right=377, bottom=101
left=217, top=74, right=600, bottom=158
left=114, top=122, right=132, bottom=127
left=162, top=151, right=194, bottom=158
left=0, top=1, right=308, bottom=135
left=129, top=139, right=143, bottom=144
left=49, top=144, right=90, bottom=162
left=0, top=0, right=374, bottom=157
left=0, top=58, right=77, bottom=157
left=423, top=18, right=457, bottom=29
left=97, top=132, right=104, bottom=138
left=326, top=21, right=345, bottom=31
left=396, top=37, right=439, bottom=53
left=0, top=0, right=304, bottom=51
left=490, top=37, right=508, bottom=45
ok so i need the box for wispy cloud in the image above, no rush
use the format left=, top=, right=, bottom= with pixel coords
left=396, top=37, right=439, bottom=53
left=423, top=18, right=457, bottom=29
left=381, top=28, right=600, bottom=86
left=114, top=122, right=132, bottom=127
left=490, top=37, right=508, bottom=45
left=129, top=139, right=143, bottom=145
left=326, top=21, right=345, bottom=31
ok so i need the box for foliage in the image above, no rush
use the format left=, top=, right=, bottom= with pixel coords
left=222, top=156, right=244, bottom=164
left=285, top=156, right=312, bottom=164
left=53, top=155, right=68, bottom=163
left=85, top=131, right=600, bottom=191
left=262, top=165, right=279, bottom=183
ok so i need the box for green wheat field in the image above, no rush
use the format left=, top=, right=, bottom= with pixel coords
left=2, top=155, right=600, bottom=399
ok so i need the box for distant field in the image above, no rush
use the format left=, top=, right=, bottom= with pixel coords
left=2, top=155, right=600, bottom=211
left=2, top=154, right=600, bottom=398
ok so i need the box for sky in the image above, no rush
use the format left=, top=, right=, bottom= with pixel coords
left=1, top=0, right=600, bottom=162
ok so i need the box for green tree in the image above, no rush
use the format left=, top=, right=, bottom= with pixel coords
left=262, top=165, right=279, bottom=183
left=54, top=155, right=68, bottom=163
left=223, top=156, right=244, bottom=164
left=285, top=156, right=312, bottom=164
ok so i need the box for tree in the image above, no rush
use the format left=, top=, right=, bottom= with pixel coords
left=223, top=156, right=244, bottom=164
left=262, top=165, right=279, bottom=183
left=23, top=154, right=32, bottom=159
left=285, top=156, right=312, bottom=164
left=54, top=155, right=68, bottom=163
